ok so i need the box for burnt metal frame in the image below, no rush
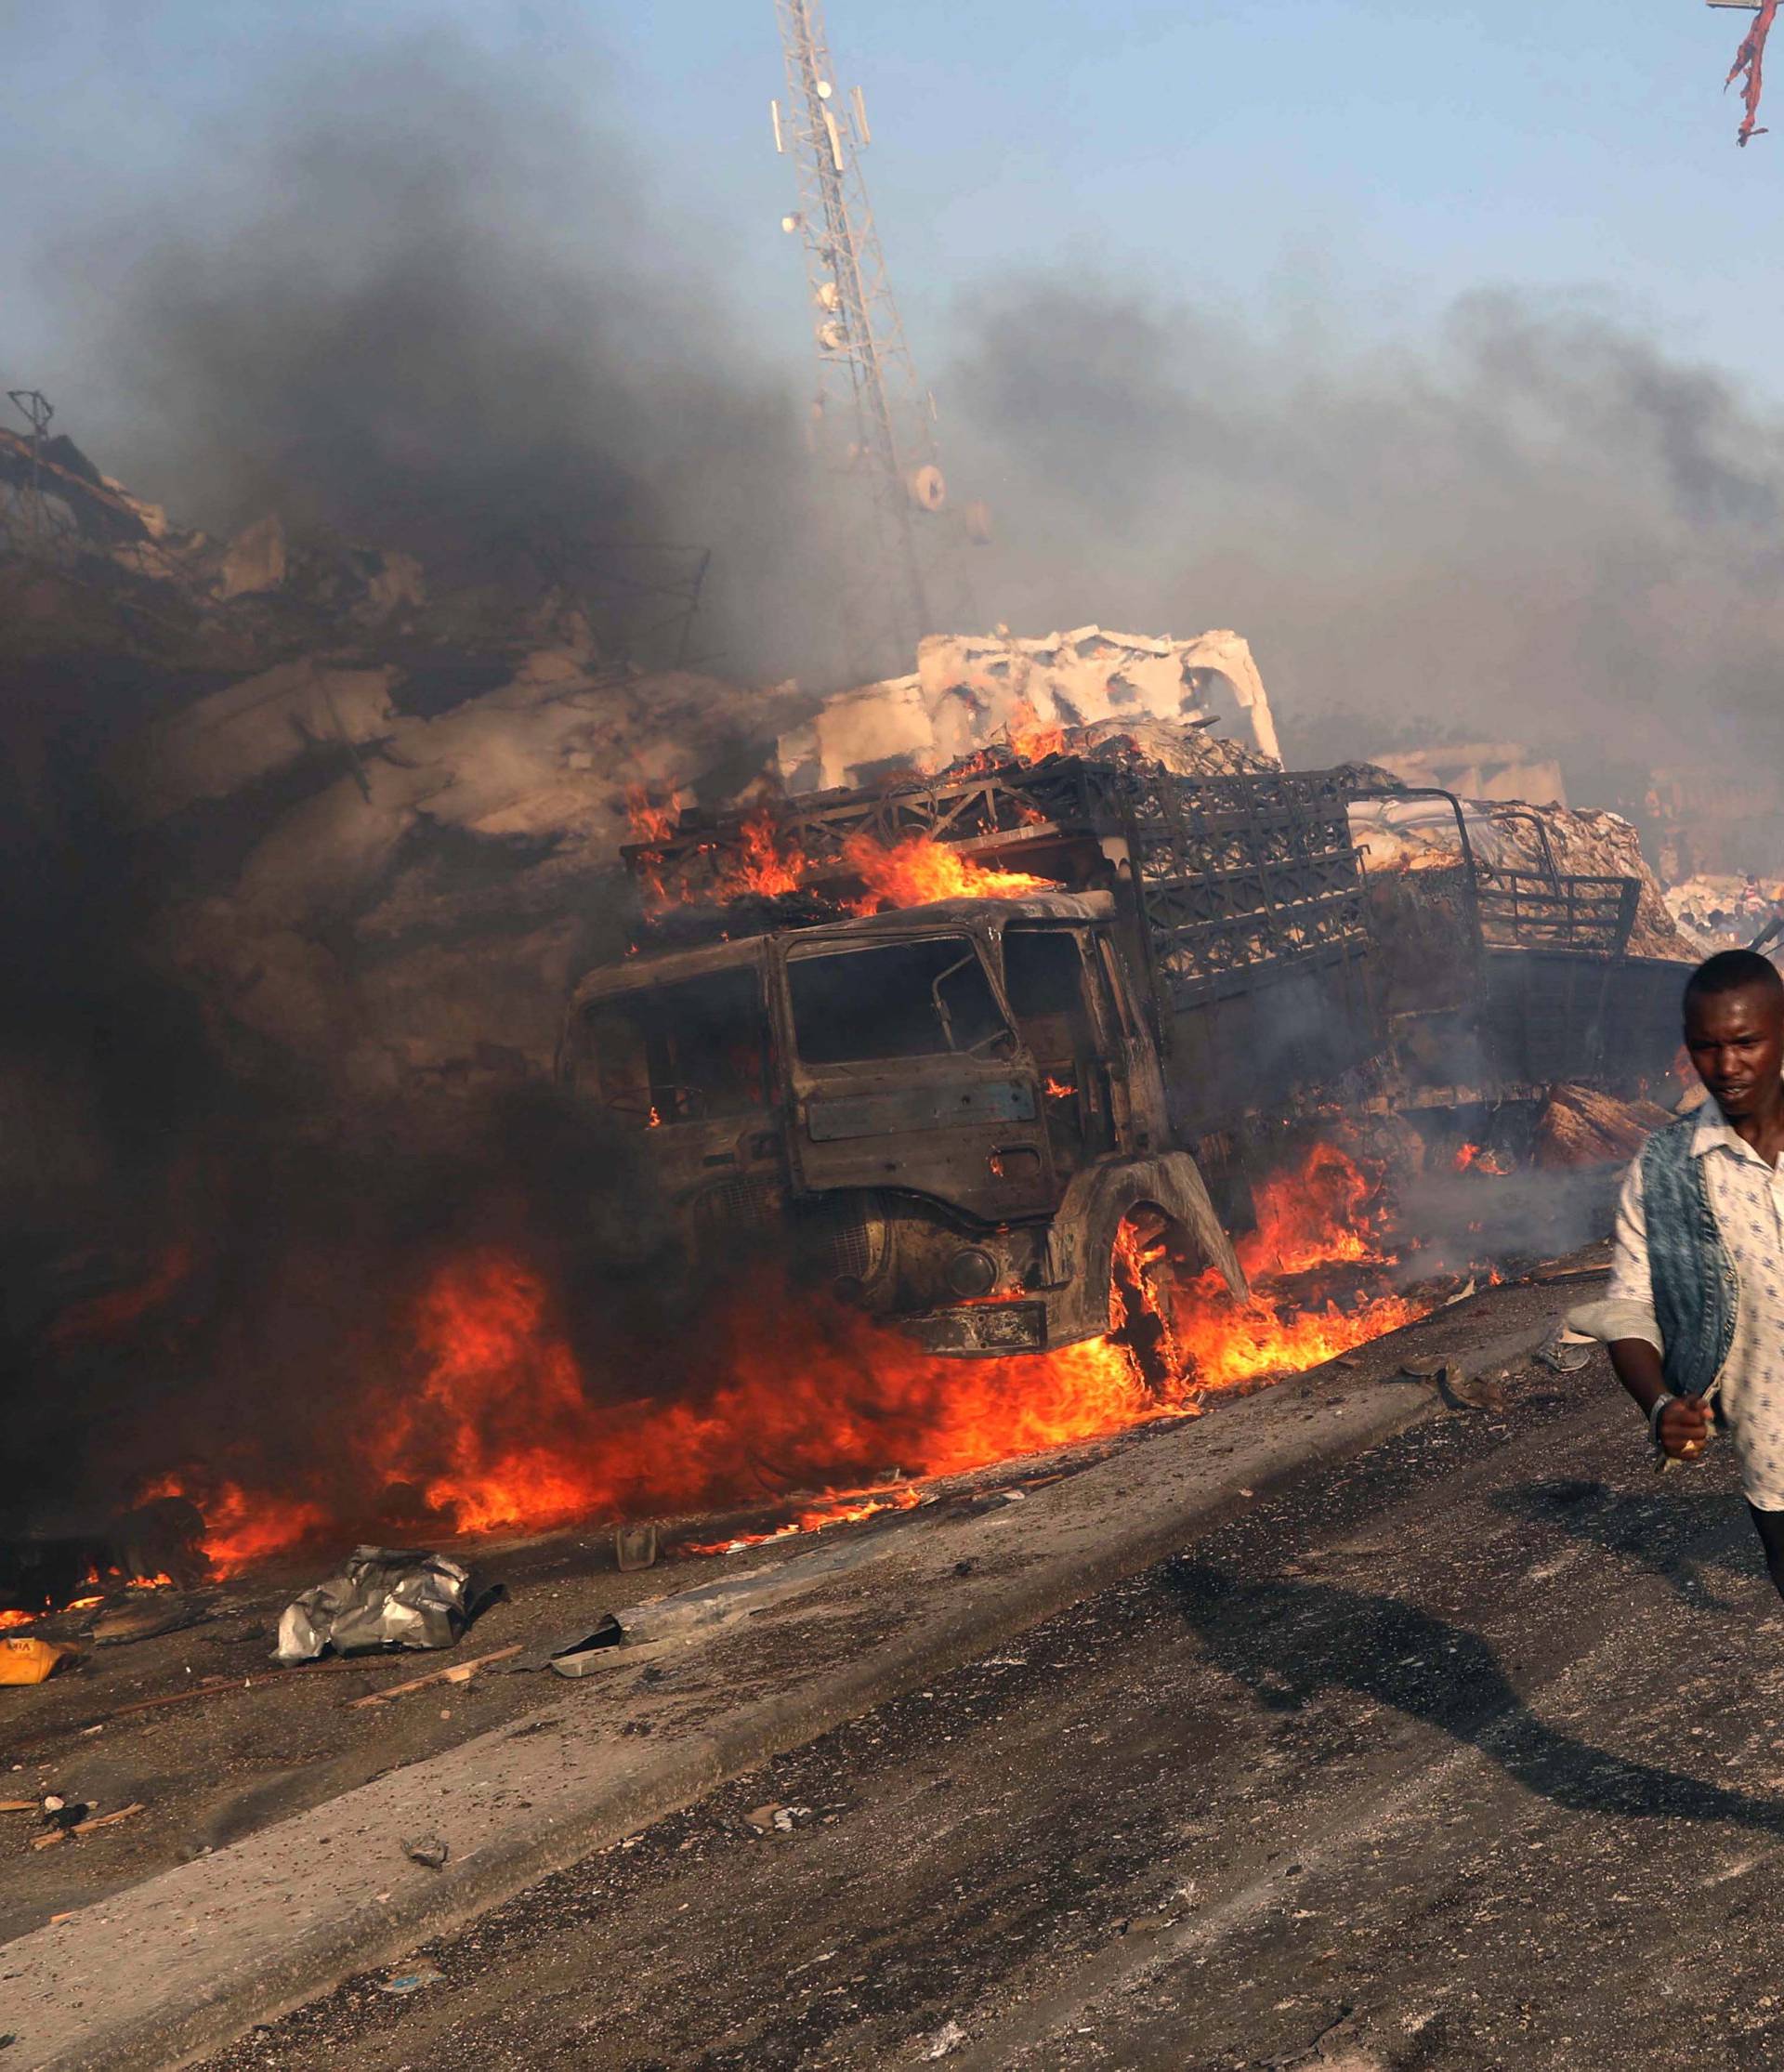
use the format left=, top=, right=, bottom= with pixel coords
left=1345, top=786, right=1639, bottom=957
left=1114, top=767, right=1370, bottom=1011
left=625, top=753, right=1375, bottom=1012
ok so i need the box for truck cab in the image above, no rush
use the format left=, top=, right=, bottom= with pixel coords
left=562, top=890, right=1237, bottom=1356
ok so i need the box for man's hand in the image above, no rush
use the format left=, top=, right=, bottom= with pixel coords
left=1657, top=1394, right=1713, bottom=1462
left=1608, top=1339, right=1712, bottom=1462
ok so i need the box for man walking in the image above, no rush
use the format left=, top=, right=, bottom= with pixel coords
left=1588, top=950, right=1784, bottom=1593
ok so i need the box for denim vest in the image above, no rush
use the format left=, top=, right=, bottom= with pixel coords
left=1640, top=1115, right=1738, bottom=1399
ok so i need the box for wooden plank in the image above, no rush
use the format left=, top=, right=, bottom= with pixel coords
left=345, top=1645, right=522, bottom=1709
left=31, top=1803, right=147, bottom=1851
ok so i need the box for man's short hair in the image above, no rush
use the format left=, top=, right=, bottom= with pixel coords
left=1684, top=949, right=1784, bottom=1010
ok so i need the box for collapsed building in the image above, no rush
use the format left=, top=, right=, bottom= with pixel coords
left=775, top=625, right=1281, bottom=792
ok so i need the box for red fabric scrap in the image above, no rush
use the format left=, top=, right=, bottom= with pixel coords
left=1728, top=0, right=1780, bottom=147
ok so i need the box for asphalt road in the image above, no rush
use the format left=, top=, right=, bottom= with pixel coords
left=195, top=1327, right=1784, bottom=2072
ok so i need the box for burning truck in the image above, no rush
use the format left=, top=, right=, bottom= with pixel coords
left=565, top=740, right=1693, bottom=1360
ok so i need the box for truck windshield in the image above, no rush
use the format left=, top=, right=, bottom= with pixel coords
left=579, top=967, right=767, bottom=1124
left=788, top=937, right=1010, bottom=1064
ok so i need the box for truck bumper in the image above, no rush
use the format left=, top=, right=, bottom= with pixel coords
left=900, top=1300, right=1051, bottom=1356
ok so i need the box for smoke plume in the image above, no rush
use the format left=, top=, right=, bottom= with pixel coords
left=950, top=280, right=1784, bottom=792
left=27, top=24, right=1784, bottom=785
left=34, top=24, right=849, bottom=686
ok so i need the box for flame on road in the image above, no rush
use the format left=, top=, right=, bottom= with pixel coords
left=121, top=1146, right=1433, bottom=1580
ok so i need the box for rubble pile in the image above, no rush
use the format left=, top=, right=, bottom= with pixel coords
left=1532, top=1082, right=1676, bottom=1169
left=1662, top=873, right=1782, bottom=953
left=3, top=426, right=795, bottom=1101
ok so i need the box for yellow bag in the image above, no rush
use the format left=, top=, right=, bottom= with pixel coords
left=0, top=1636, right=74, bottom=1685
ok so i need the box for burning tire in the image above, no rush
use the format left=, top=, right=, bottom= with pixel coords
left=1108, top=1206, right=1182, bottom=1392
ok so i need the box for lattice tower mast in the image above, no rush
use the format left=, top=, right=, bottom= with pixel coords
left=772, top=0, right=955, bottom=667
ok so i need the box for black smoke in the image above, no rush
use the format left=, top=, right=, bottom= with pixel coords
left=33, top=20, right=853, bottom=686
left=950, top=280, right=1784, bottom=794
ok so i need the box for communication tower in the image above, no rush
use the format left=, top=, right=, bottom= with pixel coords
left=771, top=0, right=969, bottom=670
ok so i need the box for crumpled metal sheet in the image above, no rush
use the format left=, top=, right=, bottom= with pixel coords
left=274, top=1544, right=476, bottom=1664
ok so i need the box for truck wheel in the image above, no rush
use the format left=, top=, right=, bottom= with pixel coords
left=1108, top=1206, right=1179, bottom=1392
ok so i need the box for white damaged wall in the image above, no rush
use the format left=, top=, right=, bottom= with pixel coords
left=777, top=626, right=1280, bottom=793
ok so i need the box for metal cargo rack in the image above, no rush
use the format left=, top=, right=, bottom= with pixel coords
left=625, top=752, right=1375, bottom=999
left=1345, top=787, right=1685, bottom=1099
left=1350, top=790, right=1641, bottom=958
left=1117, top=767, right=1371, bottom=1010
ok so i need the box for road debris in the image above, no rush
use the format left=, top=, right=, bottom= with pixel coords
left=376, top=1962, right=444, bottom=1996
left=92, top=1594, right=210, bottom=1647
left=31, top=1803, right=145, bottom=1851
left=1438, top=1367, right=1509, bottom=1415
left=0, top=1638, right=75, bottom=1685
left=540, top=1616, right=627, bottom=1678
left=346, top=1644, right=522, bottom=1708
left=920, top=2018, right=969, bottom=2059
left=614, top=1524, right=659, bottom=1573
left=745, top=1803, right=812, bottom=1833
left=275, top=1546, right=495, bottom=1663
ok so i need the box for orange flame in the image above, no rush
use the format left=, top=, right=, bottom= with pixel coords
left=1171, top=1270, right=1426, bottom=1388
left=626, top=791, right=1053, bottom=914
left=623, top=784, right=680, bottom=848
left=137, top=1472, right=329, bottom=1580
left=112, top=1145, right=1437, bottom=1577
left=840, top=832, right=1050, bottom=908
left=1006, top=699, right=1068, bottom=762
left=350, top=1252, right=1170, bottom=1541
left=732, top=807, right=807, bottom=898
left=688, top=1483, right=926, bottom=1556
left=1239, top=1142, right=1386, bottom=1276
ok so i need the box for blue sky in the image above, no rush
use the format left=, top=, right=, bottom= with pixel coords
left=2, top=1, right=1779, bottom=412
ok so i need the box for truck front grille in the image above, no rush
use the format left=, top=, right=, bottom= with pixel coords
left=692, top=1174, right=783, bottom=1236
left=790, top=1191, right=888, bottom=1288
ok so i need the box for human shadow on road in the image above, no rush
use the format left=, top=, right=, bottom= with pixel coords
left=1489, top=1478, right=1756, bottom=1612
left=1165, top=1559, right=1784, bottom=1832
